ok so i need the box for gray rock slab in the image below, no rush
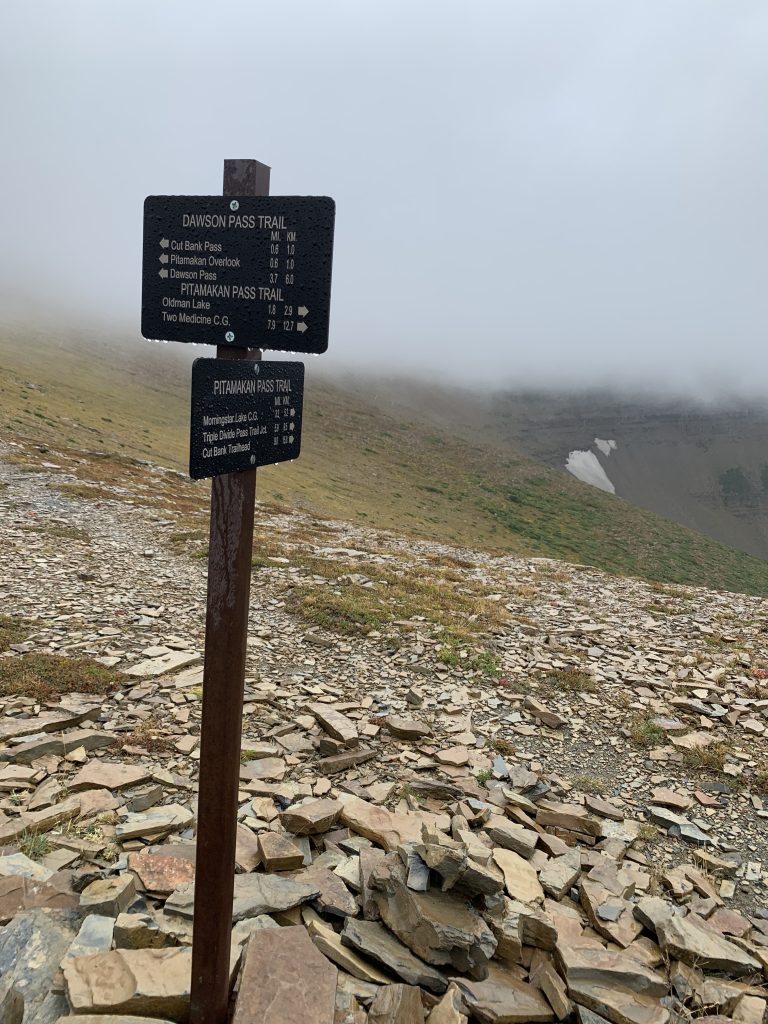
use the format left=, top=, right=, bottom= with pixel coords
left=124, top=651, right=201, bottom=678
left=342, top=917, right=448, bottom=993
left=0, top=909, right=80, bottom=1023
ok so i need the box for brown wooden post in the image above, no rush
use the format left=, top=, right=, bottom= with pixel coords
left=189, top=158, right=270, bottom=1024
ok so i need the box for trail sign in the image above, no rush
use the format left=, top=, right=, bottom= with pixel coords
left=141, top=195, right=335, bottom=353
left=189, top=359, right=303, bottom=479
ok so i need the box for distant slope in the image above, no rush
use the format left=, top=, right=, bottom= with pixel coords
left=353, top=379, right=768, bottom=562
left=2, top=325, right=768, bottom=596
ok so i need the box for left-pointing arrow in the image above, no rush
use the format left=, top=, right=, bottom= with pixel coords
left=159, top=253, right=169, bottom=264
left=160, top=238, right=170, bottom=248
left=296, top=322, right=308, bottom=333
left=159, top=268, right=169, bottom=279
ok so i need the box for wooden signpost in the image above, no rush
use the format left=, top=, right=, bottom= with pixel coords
left=141, top=159, right=335, bottom=1024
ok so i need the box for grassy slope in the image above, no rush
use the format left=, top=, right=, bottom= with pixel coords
left=2, top=326, right=768, bottom=596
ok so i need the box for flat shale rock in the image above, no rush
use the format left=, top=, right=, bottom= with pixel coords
left=288, top=863, right=358, bottom=917
left=368, top=983, right=426, bottom=1024
left=535, top=802, right=602, bottom=839
left=387, top=716, right=432, bottom=740
left=0, top=707, right=99, bottom=742
left=557, top=945, right=668, bottom=998
left=0, top=983, right=23, bottom=1024
left=69, top=760, right=151, bottom=792
left=62, top=947, right=195, bottom=1023
left=124, top=651, right=200, bottom=678
left=317, top=749, right=377, bottom=774
left=0, top=909, right=79, bottom=1023
left=55, top=1017, right=177, bottom=1024
left=258, top=832, right=305, bottom=871
left=231, top=873, right=321, bottom=920
left=232, top=925, right=337, bottom=1024
left=0, top=796, right=83, bottom=845
left=307, top=916, right=392, bottom=984
left=539, top=851, right=581, bottom=899
left=307, top=702, right=359, bottom=748
left=580, top=877, right=642, bottom=949
left=656, top=914, right=762, bottom=976
left=372, top=856, right=496, bottom=977
left=493, top=848, right=544, bottom=904
left=0, top=876, right=77, bottom=924
left=127, top=850, right=196, bottom=896
left=113, top=913, right=170, bottom=950
left=280, top=797, right=343, bottom=835
left=235, top=823, right=262, bottom=873
left=0, top=852, right=53, bottom=882
left=339, top=794, right=423, bottom=851
left=567, top=980, right=669, bottom=1024
left=453, top=963, right=555, bottom=1023
left=115, top=803, right=194, bottom=841
left=484, top=816, right=538, bottom=859
left=3, top=729, right=115, bottom=766
left=342, top=917, right=448, bottom=993
left=80, top=873, right=136, bottom=916
left=426, top=984, right=469, bottom=1024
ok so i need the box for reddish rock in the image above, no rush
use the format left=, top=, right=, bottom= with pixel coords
left=232, top=925, right=337, bottom=1023
left=128, top=850, right=196, bottom=896
left=0, top=875, right=77, bottom=925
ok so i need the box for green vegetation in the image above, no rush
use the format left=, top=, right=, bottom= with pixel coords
left=3, top=329, right=768, bottom=597
left=0, top=615, right=30, bottom=654
left=719, top=466, right=753, bottom=502
left=24, top=523, right=91, bottom=543
left=629, top=713, right=666, bottom=748
left=18, top=830, right=53, bottom=860
left=475, top=768, right=493, bottom=785
left=470, top=650, right=501, bottom=676
left=488, top=736, right=515, bottom=757
left=572, top=774, right=606, bottom=795
left=638, top=823, right=660, bottom=844
left=285, top=562, right=509, bottom=643
left=118, top=715, right=175, bottom=754
left=480, top=475, right=768, bottom=597
left=0, top=653, right=122, bottom=702
left=680, top=742, right=731, bottom=773
left=643, top=602, right=682, bottom=617
left=540, top=667, right=597, bottom=694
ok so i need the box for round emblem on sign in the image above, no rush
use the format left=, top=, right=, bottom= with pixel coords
left=229, top=200, right=239, bottom=211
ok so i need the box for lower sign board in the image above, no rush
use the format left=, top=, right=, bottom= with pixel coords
left=190, top=359, right=304, bottom=480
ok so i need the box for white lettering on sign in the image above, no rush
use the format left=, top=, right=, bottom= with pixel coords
left=183, top=214, right=227, bottom=228
left=180, top=283, right=231, bottom=298
left=212, top=378, right=291, bottom=396
left=180, top=214, right=290, bottom=231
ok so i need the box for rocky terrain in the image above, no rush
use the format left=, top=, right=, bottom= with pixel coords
left=1, top=442, right=768, bottom=1024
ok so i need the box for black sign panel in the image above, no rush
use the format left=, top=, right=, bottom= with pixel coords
left=190, top=359, right=304, bottom=480
left=142, top=196, right=334, bottom=353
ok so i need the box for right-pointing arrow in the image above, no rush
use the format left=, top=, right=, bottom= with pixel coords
left=296, top=322, right=308, bottom=333
left=159, top=268, right=168, bottom=279
left=159, top=253, right=169, bottom=264
left=160, top=238, right=170, bottom=249
left=298, top=306, right=309, bottom=318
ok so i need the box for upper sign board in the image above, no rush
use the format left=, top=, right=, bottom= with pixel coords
left=142, top=196, right=334, bottom=353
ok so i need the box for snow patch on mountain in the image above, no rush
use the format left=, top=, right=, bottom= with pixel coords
left=594, top=438, right=617, bottom=456
left=565, top=449, right=616, bottom=494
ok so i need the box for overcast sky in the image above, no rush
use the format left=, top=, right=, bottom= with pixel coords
left=1, top=1, right=766, bottom=396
